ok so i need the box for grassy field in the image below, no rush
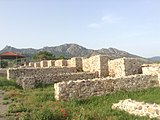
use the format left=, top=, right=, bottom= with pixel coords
left=0, top=77, right=160, bottom=120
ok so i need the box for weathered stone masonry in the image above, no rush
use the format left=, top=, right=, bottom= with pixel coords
left=47, top=60, right=55, bottom=67
left=7, top=67, right=77, bottom=80
left=6, top=55, right=160, bottom=118
left=55, top=60, right=68, bottom=67
left=54, top=74, right=158, bottom=100
left=6, top=55, right=148, bottom=90
left=26, top=55, right=142, bottom=78
left=34, top=62, right=41, bottom=68
left=82, top=55, right=109, bottom=77
left=142, top=64, right=160, bottom=84
left=17, top=72, right=98, bottom=89
left=108, top=58, right=142, bottom=77
left=112, top=99, right=160, bottom=119
left=142, top=64, right=160, bottom=75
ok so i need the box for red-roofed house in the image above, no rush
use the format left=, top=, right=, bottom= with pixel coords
left=0, top=52, right=25, bottom=68
left=0, top=52, right=25, bottom=59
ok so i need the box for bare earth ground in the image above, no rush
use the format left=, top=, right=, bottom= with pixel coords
left=0, top=90, right=7, bottom=120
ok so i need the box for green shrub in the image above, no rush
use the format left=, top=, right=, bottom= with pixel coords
left=33, top=92, right=53, bottom=103
left=2, top=100, right=10, bottom=105
left=8, top=103, right=29, bottom=113
left=2, top=75, right=160, bottom=120
left=19, top=112, right=31, bottom=120
left=0, top=77, right=22, bottom=90
left=0, top=60, right=8, bottom=68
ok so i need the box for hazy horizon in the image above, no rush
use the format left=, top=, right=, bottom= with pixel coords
left=0, top=0, right=160, bottom=57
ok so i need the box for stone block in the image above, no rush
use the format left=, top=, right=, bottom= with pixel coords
left=71, top=57, right=83, bottom=71
left=34, top=62, right=40, bottom=68
left=82, top=55, right=109, bottom=77
left=47, top=60, right=55, bottom=67
left=108, top=58, right=142, bottom=77
left=29, top=62, right=34, bottom=67
left=40, top=60, right=48, bottom=68
left=55, top=60, right=67, bottom=67
left=17, top=77, right=36, bottom=89
left=82, top=58, right=91, bottom=72
left=142, top=64, right=160, bottom=85
left=67, top=60, right=72, bottom=67
left=90, top=55, right=109, bottom=77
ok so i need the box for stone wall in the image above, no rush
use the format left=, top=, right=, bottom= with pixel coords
left=71, top=57, right=83, bottom=71
left=47, top=60, right=55, bottom=67
left=25, top=56, right=142, bottom=78
left=124, top=58, right=142, bottom=75
left=142, top=64, right=160, bottom=85
left=7, top=67, right=77, bottom=80
left=108, top=59, right=125, bottom=77
left=27, top=57, right=83, bottom=69
left=97, top=55, right=108, bottom=77
left=67, top=57, right=83, bottom=71
left=82, top=58, right=91, bottom=72
left=24, top=62, right=29, bottom=67
left=34, top=62, right=40, bottom=68
left=112, top=99, right=160, bottom=119
left=108, top=58, right=142, bottom=77
left=54, top=74, right=158, bottom=100
left=55, top=60, right=68, bottom=67
left=67, top=60, right=72, bottom=67
left=82, top=55, right=108, bottom=77
left=142, top=64, right=160, bottom=75
left=28, top=62, right=34, bottom=67
left=17, top=72, right=98, bottom=89
left=40, top=60, right=48, bottom=68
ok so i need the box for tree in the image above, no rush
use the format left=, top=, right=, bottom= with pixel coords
left=33, top=51, right=55, bottom=61
left=0, top=60, right=8, bottom=68
left=57, top=55, right=65, bottom=60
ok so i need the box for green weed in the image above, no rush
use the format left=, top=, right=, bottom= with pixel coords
left=0, top=77, right=160, bottom=120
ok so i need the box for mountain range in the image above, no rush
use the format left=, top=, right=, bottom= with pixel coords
left=148, top=56, right=160, bottom=62
left=0, top=43, right=152, bottom=63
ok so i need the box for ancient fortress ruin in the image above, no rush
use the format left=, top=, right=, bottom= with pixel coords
left=2, top=55, right=160, bottom=118
left=2, top=55, right=158, bottom=100
left=6, top=55, right=143, bottom=88
left=1, top=55, right=160, bottom=101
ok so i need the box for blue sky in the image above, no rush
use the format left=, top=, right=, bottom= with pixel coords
left=0, top=0, right=160, bottom=57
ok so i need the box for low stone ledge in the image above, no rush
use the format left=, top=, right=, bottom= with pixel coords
left=7, top=67, right=78, bottom=80
left=17, top=72, right=98, bottom=89
left=54, top=74, right=158, bottom=100
left=17, top=77, right=36, bottom=89
left=112, top=99, right=160, bottom=119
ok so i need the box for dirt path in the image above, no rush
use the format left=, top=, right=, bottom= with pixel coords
left=0, top=90, right=8, bottom=120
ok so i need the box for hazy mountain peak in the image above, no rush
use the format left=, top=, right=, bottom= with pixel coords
left=2, top=45, right=18, bottom=52
left=149, top=56, right=160, bottom=62
left=0, top=43, right=152, bottom=63
left=3, top=45, right=14, bottom=49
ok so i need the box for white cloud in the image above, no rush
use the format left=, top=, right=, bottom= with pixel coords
left=101, top=14, right=113, bottom=22
left=88, top=14, right=123, bottom=28
left=102, top=14, right=122, bottom=23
